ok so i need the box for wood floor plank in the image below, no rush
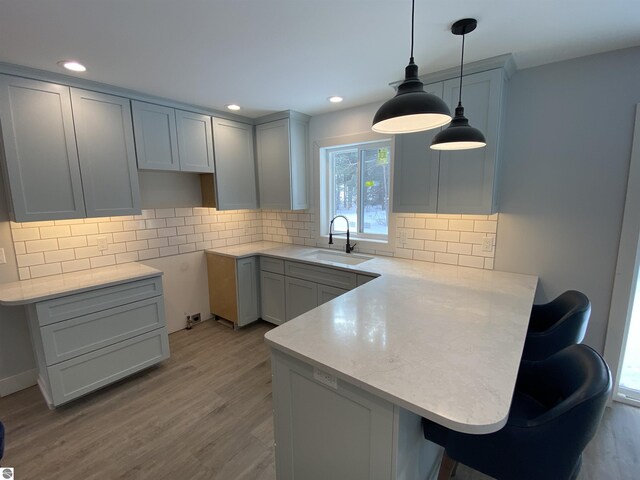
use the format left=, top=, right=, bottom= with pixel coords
left=0, top=319, right=637, bottom=479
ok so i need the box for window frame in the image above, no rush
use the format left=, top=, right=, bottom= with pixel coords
left=314, top=132, right=396, bottom=253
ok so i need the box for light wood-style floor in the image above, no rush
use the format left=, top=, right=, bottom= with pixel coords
left=1, top=319, right=638, bottom=480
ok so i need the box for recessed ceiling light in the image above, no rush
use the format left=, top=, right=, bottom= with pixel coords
left=328, top=96, right=343, bottom=103
left=57, top=60, right=87, bottom=72
left=226, top=104, right=241, bottom=111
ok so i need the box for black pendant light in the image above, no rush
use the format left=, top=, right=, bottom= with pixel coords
left=431, top=18, right=486, bottom=150
left=372, top=0, right=452, bottom=134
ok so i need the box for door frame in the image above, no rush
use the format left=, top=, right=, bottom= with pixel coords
left=603, top=104, right=640, bottom=405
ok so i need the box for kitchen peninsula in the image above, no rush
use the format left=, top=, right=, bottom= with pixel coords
left=206, top=242, right=538, bottom=479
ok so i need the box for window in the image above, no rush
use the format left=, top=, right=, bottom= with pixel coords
left=321, top=140, right=392, bottom=242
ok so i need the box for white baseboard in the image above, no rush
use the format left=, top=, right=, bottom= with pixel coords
left=0, top=368, right=38, bottom=397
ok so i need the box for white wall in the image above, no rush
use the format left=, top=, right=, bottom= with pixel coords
left=495, top=46, right=640, bottom=352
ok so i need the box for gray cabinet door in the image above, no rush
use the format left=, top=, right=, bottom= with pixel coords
left=285, top=276, right=318, bottom=321
left=272, top=350, right=395, bottom=480
left=317, top=284, right=348, bottom=306
left=132, top=101, right=179, bottom=171
left=175, top=109, right=214, bottom=173
left=0, top=75, right=86, bottom=221
left=392, top=83, right=442, bottom=213
left=71, top=88, right=141, bottom=217
left=236, top=256, right=260, bottom=327
left=289, top=115, right=309, bottom=210
left=212, top=118, right=258, bottom=210
left=260, top=271, right=286, bottom=325
left=256, top=118, right=292, bottom=209
left=438, top=69, right=503, bottom=214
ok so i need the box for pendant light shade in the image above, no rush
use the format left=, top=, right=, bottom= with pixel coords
left=372, top=0, right=452, bottom=134
left=430, top=105, right=486, bottom=150
left=431, top=18, right=486, bottom=151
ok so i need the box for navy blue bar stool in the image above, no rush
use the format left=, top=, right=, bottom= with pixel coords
left=522, top=290, right=590, bottom=361
left=423, top=344, right=611, bottom=480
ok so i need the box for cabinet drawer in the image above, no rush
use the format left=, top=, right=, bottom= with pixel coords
left=41, top=296, right=166, bottom=365
left=285, top=261, right=357, bottom=290
left=47, top=328, right=169, bottom=407
left=36, top=276, right=163, bottom=326
left=261, top=256, right=285, bottom=274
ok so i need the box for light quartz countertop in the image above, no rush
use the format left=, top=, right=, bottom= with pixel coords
left=0, top=263, right=163, bottom=306
left=207, top=241, right=538, bottom=434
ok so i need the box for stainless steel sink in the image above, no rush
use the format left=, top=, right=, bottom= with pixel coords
left=302, top=249, right=373, bottom=266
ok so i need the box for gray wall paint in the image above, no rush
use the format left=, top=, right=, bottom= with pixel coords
left=0, top=167, right=35, bottom=389
left=495, top=46, right=640, bottom=352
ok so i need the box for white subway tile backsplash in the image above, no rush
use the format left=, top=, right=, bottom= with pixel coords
left=30, top=262, right=62, bottom=278
left=98, top=222, right=124, bottom=234
left=14, top=242, right=26, bottom=255
left=112, top=231, right=137, bottom=243
left=58, top=236, right=88, bottom=249
left=25, top=239, right=58, bottom=253
left=116, top=252, right=138, bottom=264
left=75, top=246, right=101, bottom=259
left=17, top=252, right=45, bottom=267
left=90, top=255, right=116, bottom=268
left=12, top=228, right=40, bottom=242
left=44, top=249, right=76, bottom=263
left=61, top=258, right=90, bottom=273
left=9, top=208, right=498, bottom=279
left=39, top=225, right=71, bottom=239
left=71, top=224, right=99, bottom=236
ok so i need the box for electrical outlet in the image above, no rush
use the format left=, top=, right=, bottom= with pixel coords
left=192, top=313, right=201, bottom=322
left=96, top=236, right=108, bottom=252
left=313, top=368, right=338, bottom=389
left=0, top=248, right=5, bottom=264
left=482, top=236, right=494, bottom=253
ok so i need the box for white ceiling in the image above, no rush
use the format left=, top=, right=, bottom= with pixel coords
left=0, top=0, right=639, bottom=118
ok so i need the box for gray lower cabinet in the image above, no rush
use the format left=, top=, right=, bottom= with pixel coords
left=260, top=271, right=286, bottom=325
left=255, top=112, right=310, bottom=210
left=212, top=118, right=258, bottom=210
left=357, top=274, right=377, bottom=286
left=70, top=88, right=141, bottom=217
left=272, top=350, right=395, bottom=480
left=285, top=276, right=318, bottom=321
left=237, top=256, right=260, bottom=326
left=317, top=284, right=349, bottom=305
left=392, top=68, right=506, bottom=214
left=175, top=109, right=214, bottom=172
left=25, top=275, right=169, bottom=408
left=259, top=258, right=357, bottom=324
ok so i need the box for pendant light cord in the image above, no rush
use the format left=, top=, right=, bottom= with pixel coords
left=410, top=0, right=415, bottom=62
left=457, top=33, right=465, bottom=107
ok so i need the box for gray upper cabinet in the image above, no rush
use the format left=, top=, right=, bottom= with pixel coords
left=392, top=68, right=506, bottom=215
left=212, top=118, right=258, bottom=210
left=0, top=75, right=86, bottom=222
left=256, top=112, right=309, bottom=210
left=392, top=83, right=443, bottom=213
left=438, top=69, right=504, bottom=214
left=71, top=88, right=141, bottom=217
left=175, top=109, right=214, bottom=173
left=132, top=101, right=180, bottom=171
